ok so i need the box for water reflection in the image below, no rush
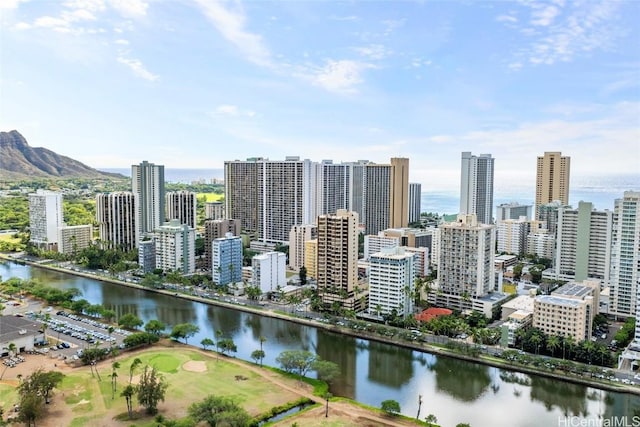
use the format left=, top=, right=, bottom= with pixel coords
left=427, top=357, right=491, bottom=402
left=368, top=341, right=414, bottom=388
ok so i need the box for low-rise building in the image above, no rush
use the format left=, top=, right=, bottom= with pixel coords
left=502, top=310, right=533, bottom=347
left=57, top=224, right=93, bottom=255
left=0, top=316, right=45, bottom=355
left=533, top=280, right=599, bottom=342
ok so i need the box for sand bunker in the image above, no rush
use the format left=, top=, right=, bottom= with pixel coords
left=183, top=361, right=207, bottom=373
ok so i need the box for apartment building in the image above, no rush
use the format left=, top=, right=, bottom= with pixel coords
left=535, top=151, right=570, bottom=216
left=460, top=152, right=494, bottom=225
left=368, top=247, right=416, bottom=318
left=166, top=190, right=197, bottom=228
left=96, top=192, right=138, bottom=251
left=533, top=281, right=599, bottom=342
left=212, top=232, right=243, bottom=285
left=132, top=160, right=165, bottom=236
left=28, top=189, right=63, bottom=250
left=203, top=219, right=241, bottom=270
left=288, top=224, right=317, bottom=271
left=252, top=252, right=287, bottom=294
left=154, top=219, right=195, bottom=275
left=57, top=224, right=92, bottom=255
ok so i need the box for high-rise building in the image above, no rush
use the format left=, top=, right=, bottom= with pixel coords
left=166, top=191, right=197, bottom=228
left=535, top=151, right=570, bottom=216
left=252, top=252, right=287, bottom=294
left=57, top=225, right=92, bottom=255
left=526, top=230, right=555, bottom=260
left=132, top=160, right=165, bottom=237
left=224, top=157, right=314, bottom=243
left=368, top=247, right=416, bottom=318
left=460, top=152, right=494, bottom=224
left=304, top=239, right=318, bottom=279
left=390, top=157, right=410, bottom=229
left=288, top=224, right=317, bottom=271
left=28, top=190, right=63, bottom=250
left=363, top=164, right=391, bottom=235
left=203, top=219, right=241, bottom=270
left=96, top=192, right=138, bottom=251
left=536, top=200, right=569, bottom=235
left=496, top=202, right=533, bottom=224
left=435, top=214, right=495, bottom=311
left=313, top=160, right=350, bottom=217
left=317, top=210, right=365, bottom=311
left=212, top=232, right=243, bottom=285
left=154, top=219, right=196, bottom=275
left=609, top=191, right=640, bottom=317
left=555, top=201, right=612, bottom=283
left=497, top=218, right=531, bottom=255
left=408, top=183, right=422, bottom=224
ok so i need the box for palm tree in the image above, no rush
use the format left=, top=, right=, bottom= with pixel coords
left=547, top=335, right=560, bottom=357
left=121, top=384, right=135, bottom=419
left=259, top=336, right=266, bottom=353
left=564, top=335, right=576, bottom=360
left=129, top=357, right=141, bottom=384
left=111, top=361, right=120, bottom=399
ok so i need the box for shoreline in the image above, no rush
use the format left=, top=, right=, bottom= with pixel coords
left=2, top=253, right=639, bottom=397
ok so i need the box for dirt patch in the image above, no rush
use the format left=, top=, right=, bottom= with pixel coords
left=182, top=360, right=206, bottom=373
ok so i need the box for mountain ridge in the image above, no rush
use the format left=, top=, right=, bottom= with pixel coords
left=0, top=130, right=124, bottom=180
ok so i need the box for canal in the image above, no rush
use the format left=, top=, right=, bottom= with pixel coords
left=1, top=260, right=639, bottom=426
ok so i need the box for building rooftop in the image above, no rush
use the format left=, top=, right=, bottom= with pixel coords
left=553, top=283, right=595, bottom=298
left=502, top=295, right=536, bottom=313
left=536, top=295, right=582, bottom=308
left=0, top=316, right=43, bottom=344
left=508, top=310, right=532, bottom=321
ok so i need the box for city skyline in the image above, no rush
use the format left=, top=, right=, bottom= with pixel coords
left=0, top=1, right=638, bottom=190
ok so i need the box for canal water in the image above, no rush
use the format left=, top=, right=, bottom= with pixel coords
left=2, top=260, right=639, bottom=426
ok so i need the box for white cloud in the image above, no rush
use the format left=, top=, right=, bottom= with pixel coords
left=311, top=59, right=368, bottom=94
left=0, top=0, right=28, bottom=9
left=108, top=0, right=147, bottom=18
left=211, top=104, right=256, bottom=117
left=530, top=5, right=560, bottom=26
left=14, top=21, right=31, bottom=29
left=114, top=38, right=129, bottom=45
left=117, top=56, right=159, bottom=81
left=355, top=44, right=389, bottom=60
left=496, top=14, right=518, bottom=23
left=34, top=16, right=68, bottom=28
left=194, top=0, right=272, bottom=67
left=502, top=1, right=623, bottom=67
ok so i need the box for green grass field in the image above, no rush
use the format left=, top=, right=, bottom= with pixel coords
left=196, top=193, right=224, bottom=202
left=1, top=347, right=306, bottom=426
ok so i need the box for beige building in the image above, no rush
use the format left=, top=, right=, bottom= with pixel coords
left=57, top=224, right=93, bottom=255
left=535, top=152, right=570, bottom=215
left=497, top=217, right=531, bottom=255
left=434, top=214, right=495, bottom=312
left=304, top=239, right=318, bottom=279
left=317, top=210, right=365, bottom=311
left=389, top=157, right=409, bottom=229
left=289, top=224, right=317, bottom=271
left=533, top=280, right=599, bottom=342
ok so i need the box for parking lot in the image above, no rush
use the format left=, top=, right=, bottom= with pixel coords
left=25, top=309, right=131, bottom=361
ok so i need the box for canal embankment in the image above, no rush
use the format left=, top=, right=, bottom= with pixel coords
left=2, top=252, right=639, bottom=397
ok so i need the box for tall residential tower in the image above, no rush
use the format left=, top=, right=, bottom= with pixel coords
left=535, top=152, right=570, bottom=215
left=132, top=161, right=165, bottom=237
left=460, top=152, right=494, bottom=225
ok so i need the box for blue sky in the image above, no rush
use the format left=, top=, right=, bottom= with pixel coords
left=1, top=0, right=638, bottom=191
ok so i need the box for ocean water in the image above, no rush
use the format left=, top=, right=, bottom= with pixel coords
left=103, top=168, right=638, bottom=215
